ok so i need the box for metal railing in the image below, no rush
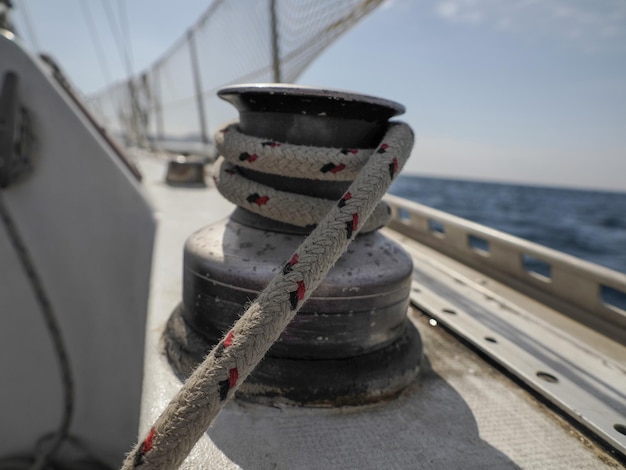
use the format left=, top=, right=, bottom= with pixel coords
left=385, top=194, right=626, bottom=344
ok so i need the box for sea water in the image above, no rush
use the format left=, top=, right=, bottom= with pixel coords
left=390, top=176, right=626, bottom=275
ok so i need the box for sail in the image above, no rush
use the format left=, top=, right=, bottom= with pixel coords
left=86, top=0, right=384, bottom=153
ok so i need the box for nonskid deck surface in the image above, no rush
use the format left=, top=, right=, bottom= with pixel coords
left=131, top=151, right=624, bottom=469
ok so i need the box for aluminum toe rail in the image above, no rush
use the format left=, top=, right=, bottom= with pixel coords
left=385, top=194, right=626, bottom=457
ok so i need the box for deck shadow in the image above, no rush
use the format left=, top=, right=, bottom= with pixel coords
left=207, top=355, right=520, bottom=469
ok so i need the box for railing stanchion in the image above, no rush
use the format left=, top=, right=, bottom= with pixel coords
left=188, top=30, right=209, bottom=149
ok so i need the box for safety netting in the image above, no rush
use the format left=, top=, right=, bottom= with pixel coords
left=86, top=0, right=383, bottom=154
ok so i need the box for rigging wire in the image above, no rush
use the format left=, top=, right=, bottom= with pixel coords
left=14, top=0, right=40, bottom=51
left=100, top=0, right=133, bottom=80
left=100, top=0, right=142, bottom=143
left=78, top=0, right=113, bottom=86
left=117, top=0, right=135, bottom=78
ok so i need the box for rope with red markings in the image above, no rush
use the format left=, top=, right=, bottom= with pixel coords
left=211, top=122, right=393, bottom=232
left=121, top=121, right=414, bottom=470
left=216, top=122, right=371, bottom=180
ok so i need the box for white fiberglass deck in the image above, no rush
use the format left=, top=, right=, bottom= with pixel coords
left=134, top=151, right=624, bottom=469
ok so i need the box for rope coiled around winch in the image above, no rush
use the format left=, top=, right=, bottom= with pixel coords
left=121, top=121, right=414, bottom=470
left=212, top=122, right=393, bottom=231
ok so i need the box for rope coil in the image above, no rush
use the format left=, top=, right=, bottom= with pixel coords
left=216, top=123, right=373, bottom=181
left=213, top=123, right=392, bottom=231
left=122, top=121, right=414, bottom=470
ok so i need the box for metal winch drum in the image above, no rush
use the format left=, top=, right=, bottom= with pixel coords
left=164, top=84, right=422, bottom=406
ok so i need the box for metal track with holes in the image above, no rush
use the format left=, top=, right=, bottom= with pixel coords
left=384, top=194, right=626, bottom=456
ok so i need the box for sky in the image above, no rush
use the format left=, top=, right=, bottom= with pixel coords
left=9, top=0, right=626, bottom=192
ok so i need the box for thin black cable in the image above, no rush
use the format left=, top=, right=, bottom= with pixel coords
left=0, top=192, right=74, bottom=470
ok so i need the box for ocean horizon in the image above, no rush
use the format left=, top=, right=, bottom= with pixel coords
left=389, top=175, right=626, bottom=275
left=399, top=172, right=626, bottom=196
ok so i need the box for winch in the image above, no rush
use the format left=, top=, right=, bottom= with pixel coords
left=163, top=84, right=422, bottom=405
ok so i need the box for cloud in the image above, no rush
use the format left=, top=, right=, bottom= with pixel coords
left=436, top=0, right=484, bottom=25
left=432, top=0, right=626, bottom=52
left=436, top=1, right=458, bottom=19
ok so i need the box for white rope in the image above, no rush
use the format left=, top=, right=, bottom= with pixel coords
left=213, top=123, right=392, bottom=231
left=121, top=121, right=414, bottom=470
left=213, top=158, right=391, bottom=231
left=216, top=123, right=373, bottom=180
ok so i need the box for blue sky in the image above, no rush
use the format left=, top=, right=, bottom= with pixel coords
left=10, top=0, right=626, bottom=192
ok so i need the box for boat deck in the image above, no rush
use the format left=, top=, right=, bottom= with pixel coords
left=3, top=28, right=624, bottom=468
left=134, top=150, right=625, bottom=469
